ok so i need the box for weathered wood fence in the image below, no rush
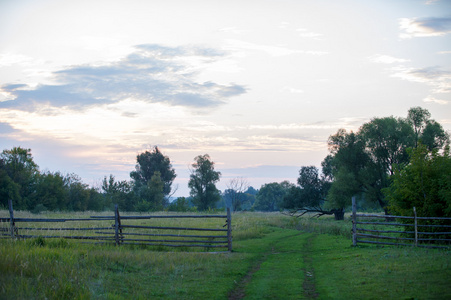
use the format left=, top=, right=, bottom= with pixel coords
left=1, top=200, right=232, bottom=252
left=351, top=197, right=451, bottom=249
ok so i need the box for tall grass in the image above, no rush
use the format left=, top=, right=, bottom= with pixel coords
left=1, top=210, right=449, bottom=299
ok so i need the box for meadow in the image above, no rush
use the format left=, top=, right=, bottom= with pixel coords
left=0, top=211, right=450, bottom=299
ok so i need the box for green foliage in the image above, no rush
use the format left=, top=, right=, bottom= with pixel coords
left=0, top=147, right=39, bottom=209
left=254, top=181, right=293, bottom=211
left=188, top=154, right=221, bottom=211
left=283, top=166, right=328, bottom=210
left=1, top=212, right=449, bottom=299
left=102, top=174, right=136, bottom=211
left=385, top=143, right=451, bottom=218
left=325, top=107, right=449, bottom=213
left=130, top=146, right=176, bottom=196
left=168, top=197, right=193, bottom=212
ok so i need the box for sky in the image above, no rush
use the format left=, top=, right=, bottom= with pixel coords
left=0, top=0, right=450, bottom=197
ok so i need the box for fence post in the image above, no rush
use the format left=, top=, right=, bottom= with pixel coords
left=227, top=207, right=232, bottom=252
left=8, top=199, right=15, bottom=239
left=413, top=207, right=418, bottom=247
left=114, top=204, right=121, bottom=246
left=352, top=197, right=357, bottom=246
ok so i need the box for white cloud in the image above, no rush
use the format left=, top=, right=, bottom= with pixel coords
left=399, top=17, right=451, bottom=39
left=296, top=28, right=323, bottom=39
left=225, top=39, right=328, bottom=57
left=392, top=66, right=451, bottom=94
left=369, top=54, right=410, bottom=64
left=0, top=53, right=36, bottom=67
left=281, top=86, right=304, bottom=94
left=423, top=95, right=449, bottom=105
left=0, top=44, right=247, bottom=112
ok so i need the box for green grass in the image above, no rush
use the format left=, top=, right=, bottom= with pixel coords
left=1, top=211, right=450, bottom=299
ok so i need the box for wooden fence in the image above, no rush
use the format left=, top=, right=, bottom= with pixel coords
left=1, top=200, right=232, bottom=252
left=351, top=197, right=451, bottom=249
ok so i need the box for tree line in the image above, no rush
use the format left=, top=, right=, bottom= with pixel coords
left=0, top=146, right=257, bottom=212
left=281, top=107, right=450, bottom=221
left=1, top=107, right=449, bottom=218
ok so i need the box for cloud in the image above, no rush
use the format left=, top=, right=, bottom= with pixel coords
left=399, top=17, right=451, bottom=38
left=369, top=54, right=410, bottom=64
left=0, top=122, right=17, bottom=134
left=225, top=39, right=328, bottom=57
left=392, top=66, right=451, bottom=94
left=281, top=86, right=304, bottom=94
left=0, top=44, right=246, bottom=112
left=423, top=95, right=449, bottom=104
left=296, top=28, right=323, bottom=40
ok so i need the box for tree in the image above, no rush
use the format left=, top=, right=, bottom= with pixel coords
left=324, top=107, right=448, bottom=214
left=282, top=166, right=346, bottom=219
left=254, top=181, right=293, bottom=211
left=224, top=177, right=249, bottom=211
left=384, top=143, right=451, bottom=239
left=407, top=106, right=431, bottom=148
left=168, top=197, right=191, bottom=212
left=102, top=174, right=135, bottom=211
left=0, top=147, right=39, bottom=209
left=34, top=171, right=67, bottom=211
left=385, top=143, right=451, bottom=218
left=325, top=130, right=371, bottom=211
left=0, top=159, right=20, bottom=209
left=64, top=173, right=90, bottom=211
left=130, top=146, right=176, bottom=197
left=406, top=106, right=448, bottom=150
left=188, top=154, right=221, bottom=211
left=359, top=116, right=414, bottom=176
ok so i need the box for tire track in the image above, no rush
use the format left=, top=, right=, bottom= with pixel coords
left=228, top=232, right=304, bottom=300
left=302, top=234, right=318, bottom=299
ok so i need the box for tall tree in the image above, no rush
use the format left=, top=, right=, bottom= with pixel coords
left=34, top=171, right=67, bottom=211
left=254, top=181, right=293, bottom=212
left=130, top=146, right=176, bottom=197
left=406, top=106, right=448, bottom=150
left=325, top=108, right=448, bottom=214
left=102, top=174, right=135, bottom=211
left=188, top=154, right=221, bottom=211
left=385, top=143, right=451, bottom=218
left=224, top=177, right=249, bottom=211
left=0, top=147, right=39, bottom=209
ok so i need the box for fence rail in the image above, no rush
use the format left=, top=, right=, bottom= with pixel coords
left=1, top=200, right=232, bottom=252
left=351, top=197, right=450, bottom=249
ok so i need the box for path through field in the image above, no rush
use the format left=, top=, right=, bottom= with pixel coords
left=229, top=230, right=317, bottom=299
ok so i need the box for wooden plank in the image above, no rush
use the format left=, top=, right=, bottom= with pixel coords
left=120, top=242, right=227, bottom=248
left=17, top=227, right=112, bottom=231
left=90, top=215, right=227, bottom=219
left=120, top=225, right=227, bottom=231
left=12, top=218, right=108, bottom=222
left=352, top=197, right=357, bottom=246
left=227, top=207, right=232, bottom=252
left=107, top=232, right=227, bottom=238
left=119, top=238, right=227, bottom=244
left=356, top=228, right=414, bottom=234
left=114, top=205, right=120, bottom=246
left=356, top=233, right=415, bottom=241
left=120, top=215, right=227, bottom=219
left=356, top=213, right=413, bottom=219
left=16, top=235, right=115, bottom=240
left=356, top=221, right=412, bottom=226
left=8, top=200, right=15, bottom=238
left=357, top=239, right=414, bottom=247
left=414, top=207, right=418, bottom=247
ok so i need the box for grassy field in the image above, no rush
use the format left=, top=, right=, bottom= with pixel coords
left=0, top=211, right=450, bottom=299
